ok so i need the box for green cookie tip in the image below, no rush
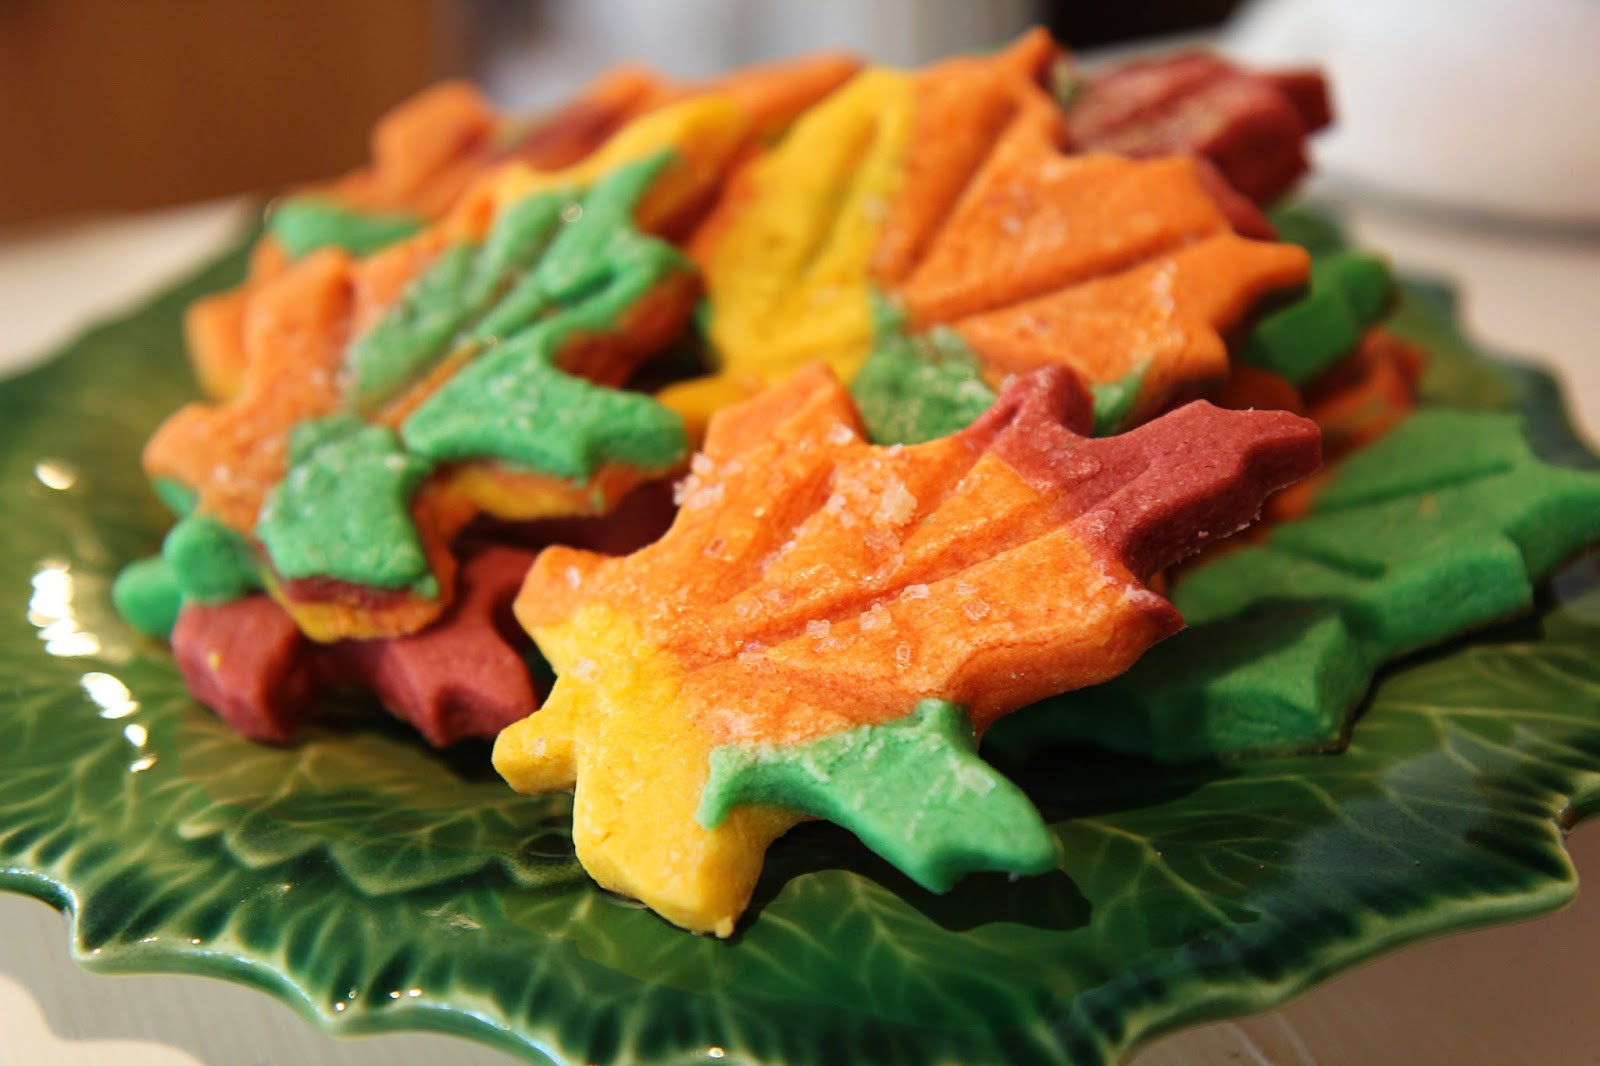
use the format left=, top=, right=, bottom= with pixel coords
left=700, top=699, right=1058, bottom=893
left=267, top=196, right=424, bottom=261
left=162, top=514, right=261, bottom=605
left=111, top=554, right=184, bottom=639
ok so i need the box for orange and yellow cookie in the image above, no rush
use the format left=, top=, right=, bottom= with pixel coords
left=662, top=30, right=1311, bottom=438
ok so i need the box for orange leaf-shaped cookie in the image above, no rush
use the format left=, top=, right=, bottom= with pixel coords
left=497, top=364, right=1320, bottom=934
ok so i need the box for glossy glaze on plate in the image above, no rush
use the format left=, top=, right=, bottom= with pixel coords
left=2, top=214, right=1599, bottom=1065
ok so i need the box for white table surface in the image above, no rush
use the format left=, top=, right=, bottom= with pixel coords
left=2, top=187, right=1599, bottom=1065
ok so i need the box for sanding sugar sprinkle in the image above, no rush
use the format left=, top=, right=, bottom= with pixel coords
left=683, top=481, right=725, bottom=510
left=872, top=480, right=917, bottom=526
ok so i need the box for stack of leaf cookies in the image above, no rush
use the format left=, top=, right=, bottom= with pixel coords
left=113, top=30, right=1600, bottom=937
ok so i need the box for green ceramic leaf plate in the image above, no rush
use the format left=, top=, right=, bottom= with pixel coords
left=4, top=213, right=1600, bottom=1066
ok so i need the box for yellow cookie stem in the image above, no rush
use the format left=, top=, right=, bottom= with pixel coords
left=494, top=603, right=797, bottom=937
left=478, top=95, right=754, bottom=235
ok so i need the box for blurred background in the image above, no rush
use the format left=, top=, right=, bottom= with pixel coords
left=4, top=0, right=1597, bottom=229
left=0, top=0, right=1250, bottom=228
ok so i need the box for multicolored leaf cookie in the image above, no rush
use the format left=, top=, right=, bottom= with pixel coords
left=139, top=97, right=752, bottom=642
left=661, top=30, right=1311, bottom=437
left=184, top=81, right=497, bottom=402
left=495, top=364, right=1321, bottom=934
left=186, top=55, right=860, bottom=401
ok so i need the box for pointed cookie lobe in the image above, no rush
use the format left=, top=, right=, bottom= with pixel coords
left=698, top=700, right=1060, bottom=894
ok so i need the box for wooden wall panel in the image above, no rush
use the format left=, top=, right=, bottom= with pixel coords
left=0, top=0, right=474, bottom=226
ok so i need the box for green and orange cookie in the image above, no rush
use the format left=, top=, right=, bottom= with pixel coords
left=129, top=97, right=753, bottom=645
left=184, top=54, right=860, bottom=402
